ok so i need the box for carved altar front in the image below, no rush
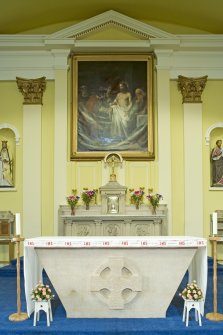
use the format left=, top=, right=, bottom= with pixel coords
left=58, top=204, right=168, bottom=237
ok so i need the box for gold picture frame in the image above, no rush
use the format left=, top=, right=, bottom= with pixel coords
left=71, top=54, right=154, bottom=160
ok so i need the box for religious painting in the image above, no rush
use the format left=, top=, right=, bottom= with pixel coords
left=71, top=54, right=154, bottom=160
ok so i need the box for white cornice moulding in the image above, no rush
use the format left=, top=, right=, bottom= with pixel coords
left=1, top=47, right=223, bottom=80
left=0, top=35, right=222, bottom=52
left=51, top=49, right=70, bottom=69
left=155, top=50, right=223, bottom=79
left=0, top=50, right=70, bottom=80
left=0, top=10, right=223, bottom=52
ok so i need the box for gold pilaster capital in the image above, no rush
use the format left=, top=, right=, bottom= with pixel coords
left=16, top=76, right=46, bottom=105
left=177, top=75, right=208, bottom=103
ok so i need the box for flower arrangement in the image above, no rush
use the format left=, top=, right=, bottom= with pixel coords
left=147, top=192, right=163, bottom=214
left=179, top=280, right=203, bottom=301
left=31, top=282, right=54, bottom=302
left=129, top=188, right=144, bottom=208
left=66, top=195, right=80, bottom=207
left=66, top=189, right=80, bottom=207
left=81, top=189, right=97, bottom=206
left=66, top=189, right=80, bottom=215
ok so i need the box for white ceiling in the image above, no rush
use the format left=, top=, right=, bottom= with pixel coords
left=1, top=0, right=223, bottom=35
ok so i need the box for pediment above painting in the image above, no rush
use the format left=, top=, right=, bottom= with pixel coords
left=49, top=10, right=175, bottom=41
left=76, top=26, right=143, bottom=41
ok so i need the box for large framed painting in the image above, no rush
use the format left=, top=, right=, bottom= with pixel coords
left=71, top=54, right=154, bottom=160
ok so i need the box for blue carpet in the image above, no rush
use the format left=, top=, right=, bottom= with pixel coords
left=0, top=257, right=223, bottom=334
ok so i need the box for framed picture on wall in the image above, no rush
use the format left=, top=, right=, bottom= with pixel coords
left=71, top=54, right=154, bottom=160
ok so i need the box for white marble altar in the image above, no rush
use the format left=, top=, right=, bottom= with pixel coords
left=58, top=204, right=168, bottom=236
left=24, top=236, right=207, bottom=318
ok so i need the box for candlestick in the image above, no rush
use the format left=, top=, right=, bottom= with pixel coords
left=212, top=212, right=218, bottom=236
left=15, top=213, right=21, bottom=236
left=206, top=237, right=223, bottom=321
left=9, top=236, right=28, bottom=321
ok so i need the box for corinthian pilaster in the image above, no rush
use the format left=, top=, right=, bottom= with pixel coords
left=178, top=74, right=208, bottom=237
left=177, top=75, right=208, bottom=103
left=16, top=76, right=46, bottom=104
left=17, top=77, right=45, bottom=238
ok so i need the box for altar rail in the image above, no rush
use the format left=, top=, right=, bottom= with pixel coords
left=58, top=204, right=168, bottom=236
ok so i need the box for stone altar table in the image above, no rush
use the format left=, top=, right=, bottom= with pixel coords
left=24, top=236, right=207, bottom=318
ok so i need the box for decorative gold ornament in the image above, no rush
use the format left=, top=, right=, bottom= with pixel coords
left=177, top=75, right=208, bottom=103
left=16, top=77, right=46, bottom=105
left=104, top=152, right=123, bottom=182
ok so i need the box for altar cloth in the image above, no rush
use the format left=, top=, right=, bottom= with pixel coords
left=24, top=236, right=207, bottom=318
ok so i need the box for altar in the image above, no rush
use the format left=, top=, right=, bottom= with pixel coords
left=24, top=236, right=207, bottom=318
left=58, top=204, right=168, bottom=236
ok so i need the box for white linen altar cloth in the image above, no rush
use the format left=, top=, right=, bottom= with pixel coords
left=24, top=236, right=207, bottom=317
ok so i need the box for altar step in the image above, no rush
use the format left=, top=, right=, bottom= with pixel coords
left=0, top=257, right=23, bottom=277
left=0, top=256, right=223, bottom=335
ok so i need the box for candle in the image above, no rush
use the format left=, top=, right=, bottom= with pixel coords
left=15, top=213, right=21, bottom=236
left=212, top=212, right=218, bottom=235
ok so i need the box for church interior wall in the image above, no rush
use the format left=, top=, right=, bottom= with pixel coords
left=0, top=12, right=223, bottom=260
left=1, top=73, right=222, bottom=259
left=202, top=80, right=223, bottom=256
left=169, top=79, right=223, bottom=256
left=0, top=81, right=22, bottom=211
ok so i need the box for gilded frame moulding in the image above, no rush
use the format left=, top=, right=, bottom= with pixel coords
left=71, top=54, right=154, bottom=161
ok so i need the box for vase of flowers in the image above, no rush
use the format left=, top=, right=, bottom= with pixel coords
left=66, top=190, right=80, bottom=215
left=81, top=189, right=96, bottom=210
left=130, top=188, right=144, bottom=209
left=179, top=280, right=203, bottom=301
left=31, top=282, right=54, bottom=302
left=147, top=193, right=163, bottom=214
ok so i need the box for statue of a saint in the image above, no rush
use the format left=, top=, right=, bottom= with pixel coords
left=0, top=141, right=13, bottom=187
left=211, top=139, right=223, bottom=186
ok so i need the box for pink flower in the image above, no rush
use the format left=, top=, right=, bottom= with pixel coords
left=32, top=282, right=54, bottom=301
left=180, top=280, right=203, bottom=301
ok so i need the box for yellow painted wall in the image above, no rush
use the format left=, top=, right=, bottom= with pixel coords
left=0, top=81, right=22, bottom=260
left=0, top=81, right=23, bottom=213
left=0, top=81, right=55, bottom=260
left=1, top=78, right=223, bottom=261
left=170, top=79, right=223, bottom=255
left=66, top=160, right=159, bottom=207
left=202, top=80, right=223, bottom=256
